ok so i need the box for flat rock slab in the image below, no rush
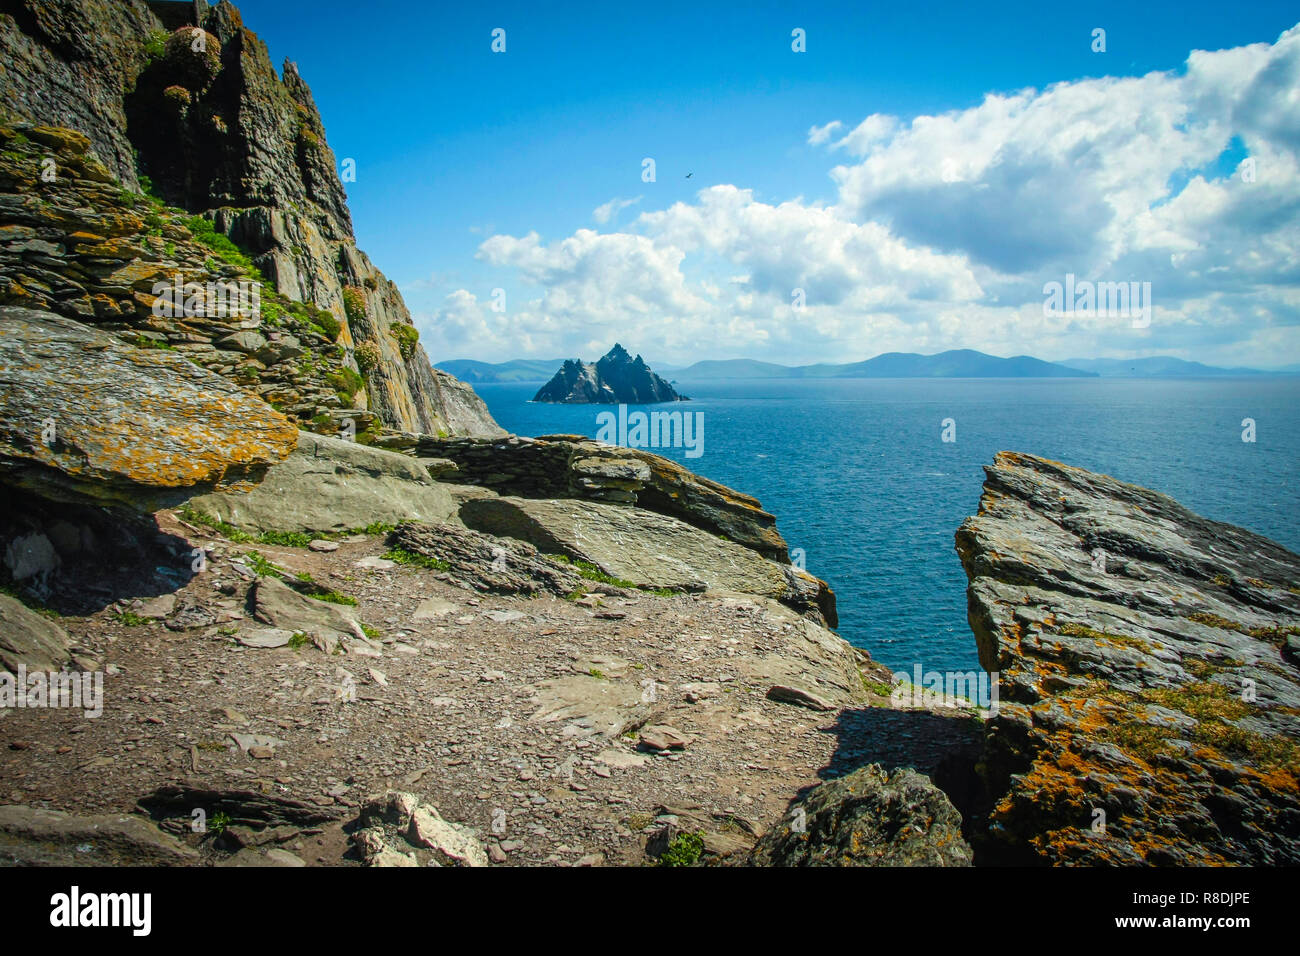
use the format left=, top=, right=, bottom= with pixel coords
left=530, top=675, right=649, bottom=740
left=412, top=597, right=459, bottom=620
left=235, top=627, right=295, bottom=648
left=185, top=431, right=458, bottom=535
left=461, top=495, right=787, bottom=599
left=0, top=308, right=296, bottom=509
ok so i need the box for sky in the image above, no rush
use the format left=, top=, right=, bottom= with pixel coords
left=236, top=0, right=1300, bottom=368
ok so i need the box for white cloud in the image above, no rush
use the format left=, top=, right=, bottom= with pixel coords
left=427, top=25, right=1300, bottom=367
left=592, top=196, right=642, bottom=224
left=807, top=120, right=842, bottom=145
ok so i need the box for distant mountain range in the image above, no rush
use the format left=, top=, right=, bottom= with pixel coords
left=439, top=349, right=1293, bottom=383
left=437, top=358, right=569, bottom=383
left=1061, top=357, right=1280, bottom=377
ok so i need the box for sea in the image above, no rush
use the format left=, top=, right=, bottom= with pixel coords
left=470, top=377, right=1300, bottom=676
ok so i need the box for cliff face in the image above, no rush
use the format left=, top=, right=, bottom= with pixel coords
left=0, top=0, right=502, bottom=439
left=956, top=452, right=1300, bottom=864
left=534, top=344, right=686, bottom=404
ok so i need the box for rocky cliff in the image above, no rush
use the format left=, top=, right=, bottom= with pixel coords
left=534, top=344, right=686, bottom=404
left=0, top=0, right=501, bottom=440
left=955, top=452, right=1299, bottom=864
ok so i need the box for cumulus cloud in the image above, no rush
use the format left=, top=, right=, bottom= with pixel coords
left=426, top=25, right=1300, bottom=367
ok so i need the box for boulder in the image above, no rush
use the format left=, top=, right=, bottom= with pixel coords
left=0, top=308, right=298, bottom=509
left=749, top=765, right=973, bottom=867
left=250, top=576, right=358, bottom=643
left=0, top=592, right=71, bottom=673
left=956, top=452, right=1300, bottom=865
left=185, top=430, right=458, bottom=534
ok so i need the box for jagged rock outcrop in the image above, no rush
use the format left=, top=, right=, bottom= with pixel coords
left=749, top=765, right=973, bottom=866
left=412, top=435, right=792, bottom=560
left=0, top=306, right=297, bottom=508
left=0, top=0, right=502, bottom=439
left=956, top=452, right=1300, bottom=865
left=184, top=431, right=458, bottom=533
left=534, top=344, right=687, bottom=404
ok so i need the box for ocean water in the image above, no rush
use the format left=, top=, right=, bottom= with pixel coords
left=470, top=378, right=1300, bottom=675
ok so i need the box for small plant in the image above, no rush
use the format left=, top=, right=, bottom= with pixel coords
left=390, top=322, right=419, bottom=359
left=354, top=341, right=381, bottom=375
left=163, top=27, right=222, bottom=92
left=658, top=832, right=705, bottom=867
left=383, top=547, right=450, bottom=571
left=308, top=589, right=358, bottom=607
left=208, top=810, right=232, bottom=834
left=243, top=551, right=285, bottom=579
left=359, top=623, right=380, bottom=639
left=341, top=285, right=367, bottom=323
left=287, top=632, right=310, bottom=649
left=359, top=521, right=396, bottom=536
left=257, top=530, right=313, bottom=548
left=326, top=367, right=365, bottom=405
left=117, top=611, right=150, bottom=627
left=588, top=669, right=606, bottom=680
left=162, top=84, right=192, bottom=109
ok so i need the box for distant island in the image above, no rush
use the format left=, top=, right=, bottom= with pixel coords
left=533, top=344, right=688, bottom=404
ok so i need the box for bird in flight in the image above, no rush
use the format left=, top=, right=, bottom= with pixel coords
left=685, top=172, right=693, bottom=178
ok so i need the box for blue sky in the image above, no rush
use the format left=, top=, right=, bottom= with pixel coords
left=237, top=0, right=1300, bottom=367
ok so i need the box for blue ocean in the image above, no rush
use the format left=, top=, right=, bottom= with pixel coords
left=471, top=378, right=1300, bottom=676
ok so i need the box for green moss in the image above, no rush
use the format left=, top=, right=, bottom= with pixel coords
left=184, top=215, right=262, bottom=277
left=117, top=611, right=150, bottom=627
left=1248, top=624, right=1300, bottom=646
left=1188, top=612, right=1246, bottom=632
left=1056, top=621, right=1153, bottom=652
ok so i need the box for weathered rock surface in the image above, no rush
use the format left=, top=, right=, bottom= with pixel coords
left=0, top=804, right=199, bottom=866
left=956, top=452, right=1300, bottom=865
left=534, top=344, right=687, bottom=404
left=749, top=765, right=973, bottom=867
left=460, top=495, right=831, bottom=623
left=389, top=521, right=581, bottom=596
left=185, top=430, right=457, bottom=533
left=0, top=307, right=297, bottom=508
left=0, top=592, right=71, bottom=673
